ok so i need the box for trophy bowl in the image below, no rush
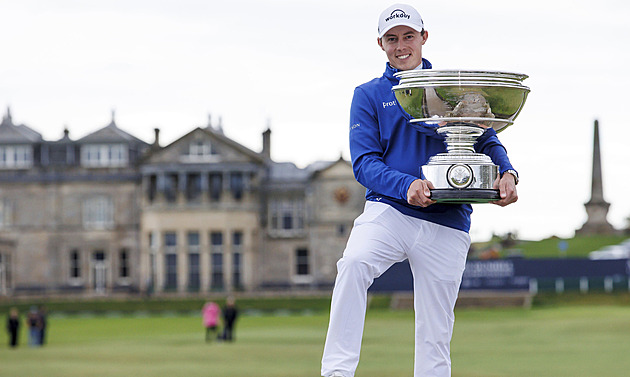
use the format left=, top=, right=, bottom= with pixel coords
left=392, top=70, right=530, bottom=203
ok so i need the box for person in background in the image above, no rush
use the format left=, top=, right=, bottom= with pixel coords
left=220, top=297, right=238, bottom=342
left=6, top=307, right=20, bottom=348
left=27, top=306, right=42, bottom=347
left=202, top=301, right=220, bottom=343
left=38, top=305, right=48, bottom=346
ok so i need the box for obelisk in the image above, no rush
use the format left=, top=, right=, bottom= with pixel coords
left=576, top=120, right=616, bottom=235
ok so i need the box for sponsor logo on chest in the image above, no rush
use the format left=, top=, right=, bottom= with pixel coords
left=382, top=100, right=397, bottom=109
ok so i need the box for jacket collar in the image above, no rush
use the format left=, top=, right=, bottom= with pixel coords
left=384, top=58, right=433, bottom=83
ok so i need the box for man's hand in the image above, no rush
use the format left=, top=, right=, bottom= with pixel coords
left=407, top=179, right=436, bottom=207
left=492, top=172, right=518, bottom=207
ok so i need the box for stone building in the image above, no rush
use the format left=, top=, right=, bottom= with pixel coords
left=139, top=120, right=365, bottom=294
left=0, top=108, right=364, bottom=296
left=0, top=109, right=148, bottom=296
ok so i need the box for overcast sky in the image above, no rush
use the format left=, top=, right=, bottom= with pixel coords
left=2, top=0, right=629, bottom=243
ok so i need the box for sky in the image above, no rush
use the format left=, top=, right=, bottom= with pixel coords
left=1, top=0, right=629, bottom=243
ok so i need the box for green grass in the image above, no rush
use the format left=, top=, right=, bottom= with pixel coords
left=1, top=305, right=630, bottom=377
left=451, top=306, right=630, bottom=377
left=475, top=234, right=628, bottom=258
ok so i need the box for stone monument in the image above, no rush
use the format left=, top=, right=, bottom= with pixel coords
left=576, top=120, right=617, bottom=235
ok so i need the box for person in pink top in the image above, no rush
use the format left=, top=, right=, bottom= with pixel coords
left=202, top=301, right=220, bottom=343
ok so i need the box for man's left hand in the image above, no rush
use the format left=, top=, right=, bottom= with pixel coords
left=492, top=172, right=518, bottom=207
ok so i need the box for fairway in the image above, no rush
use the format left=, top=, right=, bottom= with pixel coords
left=1, top=306, right=629, bottom=377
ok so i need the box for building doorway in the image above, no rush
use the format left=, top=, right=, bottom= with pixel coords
left=91, top=251, right=107, bottom=294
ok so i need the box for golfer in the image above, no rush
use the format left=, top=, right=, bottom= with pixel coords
left=321, top=4, right=518, bottom=377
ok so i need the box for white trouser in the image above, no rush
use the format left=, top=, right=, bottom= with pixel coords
left=321, top=201, right=470, bottom=377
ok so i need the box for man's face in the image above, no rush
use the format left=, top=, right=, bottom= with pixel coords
left=378, top=25, right=428, bottom=71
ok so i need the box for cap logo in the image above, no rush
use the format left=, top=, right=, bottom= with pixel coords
left=385, top=9, right=411, bottom=23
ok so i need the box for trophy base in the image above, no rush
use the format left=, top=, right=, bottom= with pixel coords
left=421, top=154, right=499, bottom=205
left=430, top=189, right=500, bottom=204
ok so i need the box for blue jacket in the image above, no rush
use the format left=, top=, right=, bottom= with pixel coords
left=349, top=60, right=516, bottom=232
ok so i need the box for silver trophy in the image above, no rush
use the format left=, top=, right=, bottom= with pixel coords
left=392, top=70, right=530, bottom=203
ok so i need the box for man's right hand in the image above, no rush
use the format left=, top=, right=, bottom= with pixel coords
left=407, top=179, right=436, bottom=207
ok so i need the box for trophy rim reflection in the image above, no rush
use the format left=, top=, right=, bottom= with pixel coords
left=392, top=69, right=530, bottom=204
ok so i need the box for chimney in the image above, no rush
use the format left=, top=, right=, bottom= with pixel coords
left=2, top=106, right=12, bottom=126
left=217, top=116, right=224, bottom=134
left=153, top=128, right=160, bottom=148
left=262, top=128, right=271, bottom=159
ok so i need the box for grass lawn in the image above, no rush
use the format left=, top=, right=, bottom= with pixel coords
left=475, top=234, right=628, bottom=259
left=1, top=305, right=629, bottom=377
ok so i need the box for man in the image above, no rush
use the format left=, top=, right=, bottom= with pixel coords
left=220, top=297, right=238, bottom=341
left=6, top=307, right=20, bottom=348
left=321, top=4, right=518, bottom=377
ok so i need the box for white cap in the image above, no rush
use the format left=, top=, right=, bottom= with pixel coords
left=378, top=4, right=424, bottom=38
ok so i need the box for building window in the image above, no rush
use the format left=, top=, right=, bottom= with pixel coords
left=119, top=249, right=130, bottom=279
left=164, top=173, right=179, bottom=203
left=211, top=253, right=223, bottom=290
left=209, top=173, right=222, bottom=201
left=232, top=252, right=242, bottom=289
left=269, top=198, right=306, bottom=235
left=164, top=254, right=177, bottom=291
left=232, top=231, right=243, bottom=251
left=188, top=253, right=200, bottom=291
left=283, top=211, right=292, bottom=230
left=164, top=232, right=177, bottom=254
left=181, top=140, right=219, bottom=163
left=147, top=175, right=157, bottom=203
left=189, top=140, right=211, bottom=157
left=233, top=231, right=243, bottom=288
left=186, top=173, right=202, bottom=202
left=230, top=172, right=244, bottom=201
left=188, top=232, right=200, bottom=252
left=164, top=231, right=177, bottom=289
left=296, top=248, right=310, bottom=276
left=83, top=196, right=114, bottom=230
left=188, top=231, right=200, bottom=291
left=69, top=249, right=81, bottom=279
left=0, top=145, right=33, bottom=169
left=210, top=232, right=223, bottom=252
left=81, top=144, right=128, bottom=167
left=210, top=232, right=223, bottom=290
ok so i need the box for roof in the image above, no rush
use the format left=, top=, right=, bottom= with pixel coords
left=269, top=162, right=310, bottom=181
left=269, top=158, right=349, bottom=182
left=77, top=113, right=147, bottom=145
left=0, top=108, right=43, bottom=143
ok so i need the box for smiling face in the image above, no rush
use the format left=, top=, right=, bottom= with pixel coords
left=378, top=25, right=428, bottom=71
